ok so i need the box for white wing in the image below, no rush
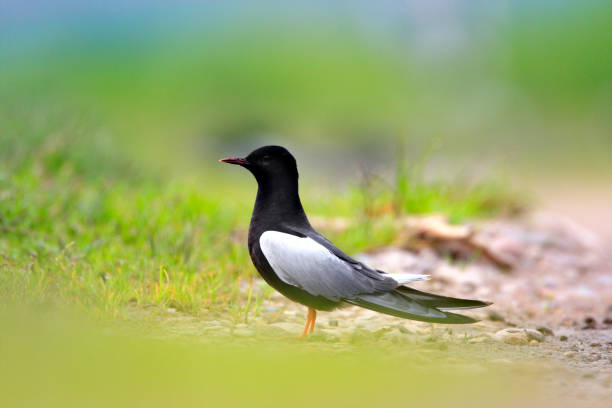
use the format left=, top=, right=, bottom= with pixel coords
left=259, top=231, right=428, bottom=300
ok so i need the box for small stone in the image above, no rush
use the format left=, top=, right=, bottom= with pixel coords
left=564, top=351, right=575, bottom=358
left=167, top=308, right=177, bottom=313
left=328, top=320, right=339, bottom=327
left=525, top=328, right=545, bottom=342
left=560, top=335, right=568, bottom=341
left=590, top=343, right=601, bottom=347
left=536, top=326, right=554, bottom=337
left=529, top=339, right=539, bottom=346
left=493, top=328, right=529, bottom=345
left=487, top=310, right=505, bottom=322
left=582, top=317, right=597, bottom=330
left=468, top=335, right=493, bottom=344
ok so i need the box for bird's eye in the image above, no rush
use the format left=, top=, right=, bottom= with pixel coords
left=262, top=155, right=271, bottom=161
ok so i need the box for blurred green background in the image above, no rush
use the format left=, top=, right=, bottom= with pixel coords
left=1, top=1, right=611, bottom=407
left=2, top=0, right=611, bottom=179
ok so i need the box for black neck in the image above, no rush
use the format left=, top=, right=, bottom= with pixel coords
left=251, top=174, right=310, bottom=229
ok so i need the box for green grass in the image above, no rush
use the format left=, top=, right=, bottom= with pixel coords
left=0, top=104, right=521, bottom=321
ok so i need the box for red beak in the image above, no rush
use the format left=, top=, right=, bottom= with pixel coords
left=219, top=157, right=249, bottom=165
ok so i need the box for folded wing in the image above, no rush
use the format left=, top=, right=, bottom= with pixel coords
left=259, top=230, right=488, bottom=323
left=260, top=231, right=400, bottom=300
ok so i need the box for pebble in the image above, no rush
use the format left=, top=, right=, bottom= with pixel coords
left=536, top=326, right=555, bottom=337
left=560, top=335, right=569, bottom=341
left=582, top=317, right=597, bottom=330
left=529, top=339, right=539, bottom=346
left=564, top=351, right=576, bottom=358
left=328, top=319, right=339, bottom=327
left=487, top=310, right=505, bottom=322
left=468, top=335, right=493, bottom=344
left=493, top=328, right=529, bottom=345
left=525, top=328, right=545, bottom=342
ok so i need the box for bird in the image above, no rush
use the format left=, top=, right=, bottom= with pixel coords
left=220, top=145, right=491, bottom=338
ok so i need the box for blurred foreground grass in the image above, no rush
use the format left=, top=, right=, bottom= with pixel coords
left=0, top=308, right=543, bottom=408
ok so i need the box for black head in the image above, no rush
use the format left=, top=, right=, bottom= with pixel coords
left=220, top=145, right=298, bottom=183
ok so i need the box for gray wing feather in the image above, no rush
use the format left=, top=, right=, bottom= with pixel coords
left=259, top=231, right=396, bottom=300
left=346, top=292, right=479, bottom=324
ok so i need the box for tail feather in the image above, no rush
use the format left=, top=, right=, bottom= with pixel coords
left=396, top=286, right=492, bottom=310
left=346, top=292, right=479, bottom=324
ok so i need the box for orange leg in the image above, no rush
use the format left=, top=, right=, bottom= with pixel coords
left=297, top=307, right=317, bottom=339
left=309, top=309, right=317, bottom=334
